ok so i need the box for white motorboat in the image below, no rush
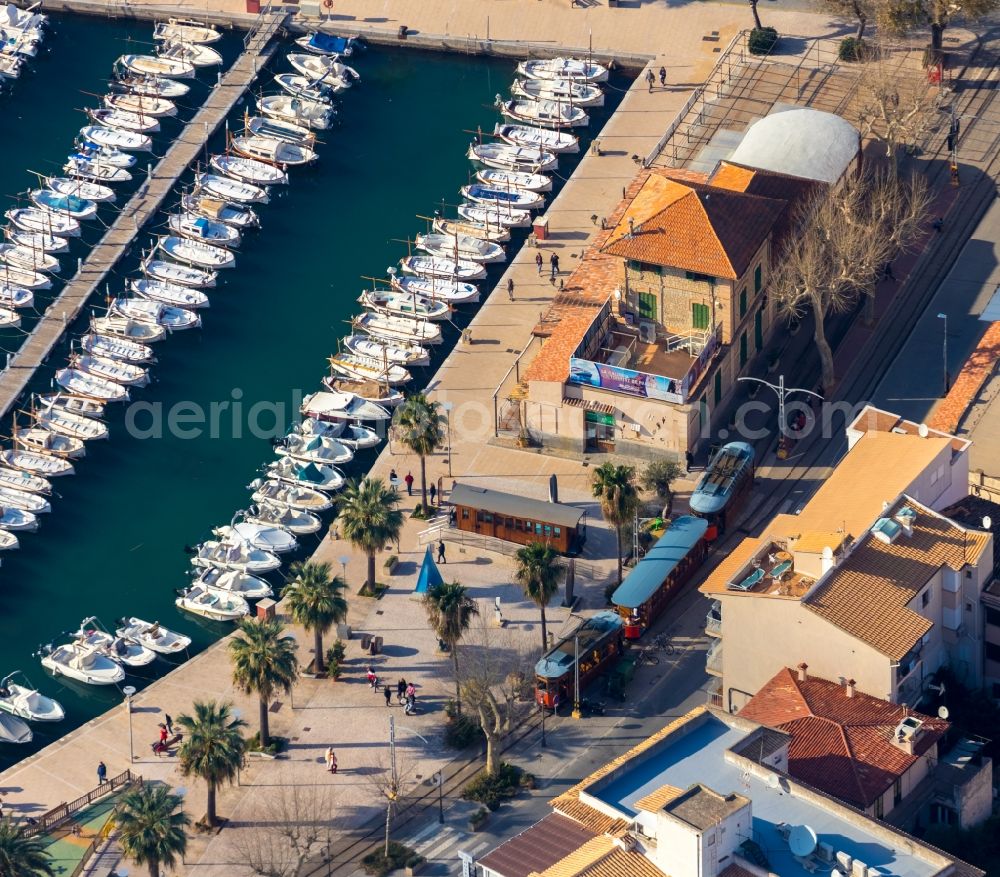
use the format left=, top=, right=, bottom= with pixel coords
left=193, top=565, right=274, bottom=600
left=468, top=141, right=558, bottom=173
left=499, top=98, right=589, bottom=128
left=249, top=477, right=334, bottom=513
left=232, top=135, right=317, bottom=166
left=153, top=18, right=222, bottom=44
left=114, top=618, right=191, bottom=655
left=294, top=31, right=357, bottom=56
left=245, top=115, right=315, bottom=145
left=29, top=190, right=97, bottom=221
left=14, top=425, right=85, bottom=460
left=1, top=447, right=74, bottom=477
left=143, top=257, right=217, bottom=288
left=458, top=202, right=532, bottom=228
left=259, top=93, right=335, bottom=130
left=115, top=73, right=190, bottom=99
left=75, top=623, right=156, bottom=668
left=79, top=124, right=152, bottom=152
left=195, top=172, right=269, bottom=204
left=276, top=430, right=354, bottom=465
left=0, top=465, right=50, bottom=495
left=33, top=402, right=109, bottom=442
left=359, top=289, right=451, bottom=321
left=432, top=216, right=509, bottom=244
left=191, top=538, right=281, bottom=574
left=300, top=417, right=382, bottom=450
left=0, top=712, right=31, bottom=744
left=0, top=484, right=50, bottom=514
left=0, top=282, right=38, bottom=306
left=0, top=506, right=37, bottom=532
left=6, top=207, right=80, bottom=237
left=40, top=641, right=125, bottom=685
left=300, top=390, right=390, bottom=423
left=247, top=502, right=322, bottom=536
left=91, top=315, right=167, bottom=344
left=111, top=297, right=201, bottom=331
left=103, top=92, right=177, bottom=119
left=461, top=183, right=545, bottom=211
left=274, top=72, right=337, bottom=103
left=54, top=367, right=129, bottom=402
left=476, top=167, right=552, bottom=193
left=401, top=253, right=487, bottom=281
left=176, top=584, right=249, bottom=621
left=287, top=52, right=358, bottom=87
left=0, top=244, right=59, bottom=274
left=0, top=52, right=22, bottom=80
left=210, top=154, right=288, bottom=186
left=37, top=392, right=106, bottom=420
left=5, top=227, right=70, bottom=254
left=2, top=5, right=46, bottom=32
left=182, top=193, right=258, bottom=229
left=69, top=142, right=137, bottom=169
left=0, top=673, right=64, bottom=722
left=81, top=332, right=154, bottom=364
left=118, top=52, right=195, bottom=79
left=495, top=123, right=579, bottom=154
left=168, top=212, right=241, bottom=248
left=130, top=277, right=209, bottom=310
left=328, top=352, right=410, bottom=386
left=342, top=334, right=429, bottom=367
left=159, top=38, right=222, bottom=68
left=267, top=456, right=345, bottom=493
left=353, top=310, right=442, bottom=345
left=391, top=274, right=480, bottom=305
left=512, top=76, right=604, bottom=107
left=71, top=353, right=149, bottom=388
left=86, top=107, right=160, bottom=135
left=157, top=235, right=236, bottom=270
left=517, top=57, right=609, bottom=83
left=213, top=521, right=297, bottom=555
left=415, top=232, right=506, bottom=263
left=47, top=176, right=116, bottom=203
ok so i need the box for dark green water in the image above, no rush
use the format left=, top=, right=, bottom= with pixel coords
left=0, top=14, right=626, bottom=767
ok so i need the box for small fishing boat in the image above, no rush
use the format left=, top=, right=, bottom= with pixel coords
left=29, top=190, right=97, bottom=221
left=54, top=367, right=129, bottom=402
left=14, top=426, right=85, bottom=460
left=0, top=506, right=37, bottom=532
left=81, top=332, right=155, bottom=364
left=500, top=98, right=589, bottom=128
left=476, top=167, right=552, bottom=193
left=114, top=618, right=191, bottom=655
left=47, top=176, right=116, bottom=203
left=276, top=431, right=354, bottom=466
left=274, top=72, right=336, bottom=103
left=0, top=673, right=64, bottom=722
left=246, top=502, right=321, bottom=536
left=249, top=477, right=334, bottom=513
left=1, top=447, right=74, bottom=477
left=415, top=232, right=506, bottom=263
left=300, top=390, right=391, bottom=423
left=37, top=392, right=106, bottom=420
left=168, top=213, right=241, bottom=248
left=432, top=216, right=509, bottom=244
left=353, top=310, right=442, bottom=345
left=6, top=207, right=80, bottom=237
left=72, top=353, right=149, bottom=388
left=79, top=124, right=152, bottom=152
left=512, top=76, right=604, bottom=107
left=212, top=521, right=297, bottom=556
left=325, top=377, right=404, bottom=409
left=40, top=641, right=125, bottom=685
left=0, top=279, right=40, bottom=303
left=300, top=417, right=381, bottom=450
left=517, top=57, right=609, bottom=83
left=259, top=93, right=335, bottom=130
left=159, top=38, right=222, bottom=68
left=103, top=92, right=177, bottom=119
left=76, top=622, right=156, bottom=668
left=461, top=183, right=546, bottom=211
left=401, top=253, right=487, bottom=281
left=458, top=202, right=532, bottom=228
left=86, top=107, right=160, bottom=135
left=115, top=73, right=190, bottom=99
left=0, top=465, right=50, bottom=495
left=143, top=257, right=218, bottom=288
left=391, top=274, right=480, bottom=305
left=195, top=172, right=269, bottom=204
left=0, top=308, right=18, bottom=329
left=5, top=227, right=70, bottom=254
left=192, top=565, right=274, bottom=600
left=69, top=141, right=137, bottom=169
left=33, top=402, right=109, bottom=442
left=118, top=52, right=195, bottom=79
left=468, top=141, right=558, bottom=173
left=327, top=352, right=410, bottom=386
left=175, top=584, right=249, bottom=621
left=287, top=53, right=358, bottom=87
left=0, top=244, right=59, bottom=274
left=90, top=315, right=167, bottom=344
left=111, top=297, right=201, bottom=331
left=157, top=235, right=236, bottom=270
left=495, top=123, right=579, bottom=153
left=210, top=154, right=288, bottom=186
left=130, top=277, right=210, bottom=310
left=359, top=289, right=451, bottom=321
left=294, top=31, right=357, bottom=56
left=232, top=135, right=317, bottom=166
left=246, top=114, right=315, bottom=145
left=342, top=334, right=429, bottom=367
left=153, top=18, right=222, bottom=44
left=267, top=457, right=345, bottom=493
left=182, top=193, right=258, bottom=229
left=0, top=484, right=50, bottom=514
left=0, top=52, right=22, bottom=80
left=191, top=538, right=281, bottom=574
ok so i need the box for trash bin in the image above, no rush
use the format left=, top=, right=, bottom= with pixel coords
left=533, top=215, right=549, bottom=241
left=360, top=633, right=372, bottom=650
left=256, top=598, right=276, bottom=620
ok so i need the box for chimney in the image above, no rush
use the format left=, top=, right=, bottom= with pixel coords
left=797, top=662, right=808, bottom=682
left=846, top=679, right=856, bottom=698
left=627, top=217, right=635, bottom=238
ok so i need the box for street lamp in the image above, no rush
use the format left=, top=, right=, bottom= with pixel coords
left=737, top=375, right=823, bottom=437
left=572, top=636, right=582, bottom=719
left=539, top=701, right=547, bottom=747
left=938, top=313, right=949, bottom=394
left=338, top=555, right=350, bottom=582
left=442, top=401, right=454, bottom=478
left=123, top=685, right=136, bottom=762
left=435, top=771, right=444, bottom=824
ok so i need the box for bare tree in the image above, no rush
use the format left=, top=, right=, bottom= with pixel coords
left=827, top=0, right=876, bottom=39
left=855, top=59, right=941, bottom=164
left=365, top=749, right=418, bottom=857
left=878, top=0, right=1000, bottom=54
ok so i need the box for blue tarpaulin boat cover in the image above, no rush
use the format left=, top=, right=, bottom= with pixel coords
left=193, top=216, right=209, bottom=236
left=308, top=32, right=348, bottom=53
left=414, top=546, right=443, bottom=594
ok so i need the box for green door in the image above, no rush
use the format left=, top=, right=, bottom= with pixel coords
left=638, top=292, right=657, bottom=321
left=739, top=332, right=748, bottom=367
left=692, top=302, right=710, bottom=330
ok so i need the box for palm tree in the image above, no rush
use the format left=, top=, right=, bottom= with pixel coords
left=283, top=560, right=347, bottom=675
left=592, top=462, right=640, bottom=586
left=422, top=581, right=478, bottom=713
left=177, top=701, right=246, bottom=828
left=514, top=542, right=561, bottom=652
left=229, top=617, right=298, bottom=749
left=393, top=394, right=445, bottom=509
left=114, top=783, right=189, bottom=877
left=640, top=459, right=684, bottom=518
left=338, top=477, right=404, bottom=594
left=0, top=818, right=54, bottom=877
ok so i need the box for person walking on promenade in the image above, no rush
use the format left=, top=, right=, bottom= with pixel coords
left=326, top=747, right=337, bottom=774
left=389, top=468, right=398, bottom=484
left=685, top=450, right=694, bottom=472
left=437, top=540, right=446, bottom=564
left=404, top=471, right=414, bottom=496
left=383, top=684, right=392, bottom=706
left=367, top=666, right=379, bottom=689
left=164, top=713, right=173, bottom=735
left=429, top=483, right=437, bottom=505
left=659, top=66, right=667, bottom=87
left=549, top=253, right=558, bottom=281
left=535, top=252, right=543, bottom=274
left=507, top=278, right=515, bottom=301
left=97, top=761, right=107, bottom=785
left=397, top=677, right=407, bottom=703
left=646, top=69, right=655, bottom=91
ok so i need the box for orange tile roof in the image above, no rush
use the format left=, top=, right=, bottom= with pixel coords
left=531, top=837, right=616, bottom=877
left=574, top=849, right=667, bottom=877
left=634, top=784, right=683, bottom=813
left=738, top=667, right=948, bottom=809
left=551, top=796, right=630, bottom=836
left=928, top=321, right=1000, bottom=433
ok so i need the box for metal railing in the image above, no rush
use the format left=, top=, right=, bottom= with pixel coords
left=492, top=333, right=543, bottom=437
left=23, top=770, right=137, bottom=837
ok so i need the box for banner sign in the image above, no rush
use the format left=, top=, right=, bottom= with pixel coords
left=568, top=358, right=684, bottom=405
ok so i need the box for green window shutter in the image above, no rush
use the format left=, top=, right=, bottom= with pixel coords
left=739, top=331, right=748, bottom=366
left=713, top=370, right=723, bottom=404
left=638, top=292, right=657, bottom=320
left=692, top=302, right=709, bottom=330
left=754, top=310, right=763, bottom=351
left=754, top=264, right=762, bottom=293
left=739, top=287, right=747, bottom=318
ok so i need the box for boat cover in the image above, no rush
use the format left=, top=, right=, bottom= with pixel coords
left=308, top=32, right=348, bottom=53
left=297, top=462, right=323, bottom=483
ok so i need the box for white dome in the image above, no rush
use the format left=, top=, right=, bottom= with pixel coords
left=728, top=108, right=860, bottom=184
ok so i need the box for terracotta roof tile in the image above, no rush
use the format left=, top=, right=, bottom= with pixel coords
left=531, top=837, right=616, bottom=877
left=551, top=796, right=630, bottom=836
left=574, top=849, right=668, bottom=877
left=929, top=321, right=1000, bottom=434
left=478, top=814, right=598, bottom=877
left=738, top=667, right=948, bottom=809
left=634, top=784, right=683, bottom=812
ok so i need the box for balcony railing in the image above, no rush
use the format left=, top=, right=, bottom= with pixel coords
left=896, top=660, right=924, bottom=707
left=706, top=640, right=723, bottom=676
left=705, top=613, right=722, bottom=636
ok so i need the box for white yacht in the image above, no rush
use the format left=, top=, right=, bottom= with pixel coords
left=40, top=641, right=125, bottom=685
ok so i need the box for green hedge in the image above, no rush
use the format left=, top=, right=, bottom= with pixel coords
left=463, top=762, right=522, bottom=811
left=838, top=37, right=868, bottom=62
left=362, top=842, right=417, bottom=876
left=748, top=27, right=778, bottom=56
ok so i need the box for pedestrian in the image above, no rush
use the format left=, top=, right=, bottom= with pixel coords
left=437, top=539, right=446, bottom=564
left=97, top=761, right=107, bottom=785
left=158, top=724, right=168, bottom=746
left=405, top=693, right=416, bottom=715
left=389, top=468, right=398, bottom=483
left=552, top=253, right=560, bottom=272
left=550, top=254, right=558, bottom=281
left=404, top=471, right=414, bottom=496
left=883, top=262, right=896, bottom=281
left=429, top=483, right=437, bottom=505
left=507, top=278, right=515, bottom=301
left=685, top=449, right=694, bottom=472
left=367, top=665, right=378, bottom=689
left=932, top=217, right=944, bottom=232
left=535, top=252, right=543, bottom=275
left=326, top=747, right=337, bottom=774
left=397, top=677, right=407, bottom=702
left=645, top=69, right=654, bottom=92
left=406, top=682, right=416, bottom=699
left=164, top=713, right=173, bottom=735
left=384, top=684, right=392, bottom=706
left=659, top=66, right=667, bottom=87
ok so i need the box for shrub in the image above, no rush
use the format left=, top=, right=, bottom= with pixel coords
left=327, top=658, right=342, bottom=679
left=748, top=26, right=778, bottom=55
left=329, top=640, right=346, bottom=663
left=519, top=771, right=537, bottom=790
left=383, top=555, right=398, bottom=571
left=362, top=842, right=415, bottom=877
left=245, top=732, right=288, bottom=756
left=838, top=36, right=868, bottom=62
left=463, top=762, right=521, bottom=811
left=444, top=713, right=481, bottom=749
left=469, top=808, right=489, bottom=830
left=411, top=503, right=427, bottom=519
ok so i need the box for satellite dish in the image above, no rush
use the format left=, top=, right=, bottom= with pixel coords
left=789, top=825, right=818, bottom=858
left=767, top=773, right=781, bottom=790
left=938, top=706, right=950, bottom=720
left=918, top=423, right=929, bottom=438
left=984, top=516, right=993, bottom=531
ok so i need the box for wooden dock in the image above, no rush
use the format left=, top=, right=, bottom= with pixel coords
left=0, top=9, right=286, bottom=419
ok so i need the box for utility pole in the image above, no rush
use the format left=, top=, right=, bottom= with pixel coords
left=737, top=375, right=823, bottom=437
